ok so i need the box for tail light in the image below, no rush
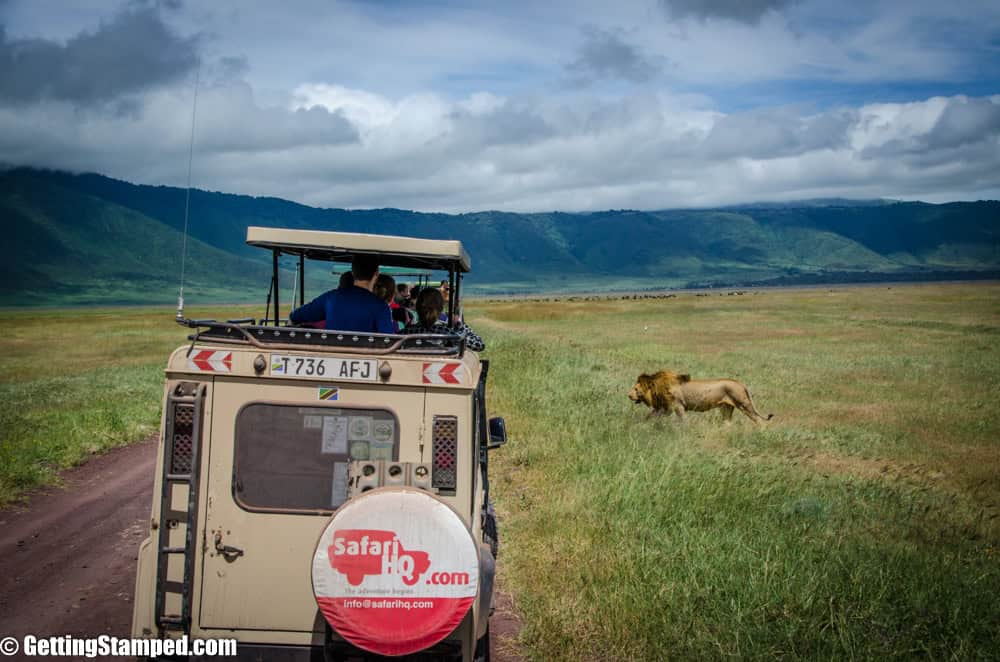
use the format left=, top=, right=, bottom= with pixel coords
left=170, top=402, right=195, bottom=474
left=432, top=416, right=457, bottom=491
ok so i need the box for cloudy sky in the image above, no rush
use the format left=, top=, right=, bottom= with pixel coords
left=1, top=0, right=999, bottom=212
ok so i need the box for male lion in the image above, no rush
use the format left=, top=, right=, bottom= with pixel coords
left=628, top=370, right=773, bottom=423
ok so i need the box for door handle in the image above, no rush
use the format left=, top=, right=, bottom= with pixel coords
left=214, top=531, right=244, bottom=561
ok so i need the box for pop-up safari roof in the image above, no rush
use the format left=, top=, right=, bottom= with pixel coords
left=246, top=227, right=471, bottom=273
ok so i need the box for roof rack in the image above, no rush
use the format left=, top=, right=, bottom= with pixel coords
left=186, top=321, right=466, bottom=357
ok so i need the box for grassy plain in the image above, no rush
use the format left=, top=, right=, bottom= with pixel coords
left=0, top=284, right=998, bottom=658
left=470, top=283, right=1000, bottom=660
left=0, top=305, right=254, bottom=503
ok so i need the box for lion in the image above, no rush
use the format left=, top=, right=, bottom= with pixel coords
left=628, top=370, right=773, bottom=423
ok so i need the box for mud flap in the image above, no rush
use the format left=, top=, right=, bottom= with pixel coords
left=477, top=544, right=495, bottom=641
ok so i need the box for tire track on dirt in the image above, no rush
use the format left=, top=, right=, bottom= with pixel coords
left=0, top=435, right=156, bottom=641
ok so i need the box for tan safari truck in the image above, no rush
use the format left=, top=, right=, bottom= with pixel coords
left=132, top=228, right=506, bottom=660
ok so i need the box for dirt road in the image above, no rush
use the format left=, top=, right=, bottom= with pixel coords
left=0, top=437, right=522, bottom=660
left=0, top=437, right=155, bottom=643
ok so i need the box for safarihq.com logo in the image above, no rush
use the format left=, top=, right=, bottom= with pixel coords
left=327, top=529, right=474, bottom=589
left=312, top=490, right=481, bottom=657
left=328, top=529, right=432, bottom=586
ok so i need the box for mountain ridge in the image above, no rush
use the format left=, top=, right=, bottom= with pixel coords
left=1, top=167, right=997, bottom=305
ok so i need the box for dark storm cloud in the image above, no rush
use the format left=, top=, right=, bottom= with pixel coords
left=192, top=82, right=360, bottom=152
left=702, top=107, right=854, bottom=158
left=660, top=0, right=798, bottom=24
left=566, top=27, right=661, bottom=84
left=0, top=5, right=199, bottom=105
left=861, top=96, right=1000, bottom=160
left=449, top=102, right=556, bottom=146
left=926, top=96, right=1000, bottom=151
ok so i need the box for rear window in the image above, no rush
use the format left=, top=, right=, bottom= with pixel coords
left=234, top=404, right=399, bottom=512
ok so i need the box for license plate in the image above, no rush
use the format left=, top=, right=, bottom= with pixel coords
left=270, top=354, right=378, bottom=381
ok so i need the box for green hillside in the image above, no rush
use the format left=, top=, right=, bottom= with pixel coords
left=0, top=171, right=303, bottom=305
left=1, top=167, right=998, bottom=305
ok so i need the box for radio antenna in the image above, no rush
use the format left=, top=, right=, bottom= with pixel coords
left=176, top=64, right=201, bottom=324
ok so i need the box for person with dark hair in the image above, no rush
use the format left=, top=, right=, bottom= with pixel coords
left=407, top=285, right=422, bottom=322
left=373, top=273, right=396, bottom=304
left=394, top=282, right=410, bottom=306
left=290, top=255, right=394, bottom=333
left=401, top=288, right=485, bottom=351
left=382, top=277, right=413, bottom=331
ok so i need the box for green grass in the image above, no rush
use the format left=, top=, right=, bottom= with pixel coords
left=0, top=305, right=254, bottom=504
left=472, top=283, right=1000, bottom=660
left=1, top=285, right=998, bottom=658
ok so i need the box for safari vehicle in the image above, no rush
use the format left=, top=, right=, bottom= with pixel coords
left=132, top=228, right=506, bottom=661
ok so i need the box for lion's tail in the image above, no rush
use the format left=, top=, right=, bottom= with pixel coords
left=746, top=387, right=774, bottom=422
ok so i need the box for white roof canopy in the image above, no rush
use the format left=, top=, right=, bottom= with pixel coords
left=246, top=227, right=471, bottom=273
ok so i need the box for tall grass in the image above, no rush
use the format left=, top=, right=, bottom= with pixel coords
left=1, top=286, right=998, bottom=658
left=0, top=305, right=252, bottom=504
left=474, top=283, right=1000, bottom=659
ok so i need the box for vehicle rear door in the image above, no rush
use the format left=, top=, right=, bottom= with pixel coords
left=197, top=378, right=424, bottom=632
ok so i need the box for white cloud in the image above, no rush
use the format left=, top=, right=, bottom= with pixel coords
left=4, top=84, right=997, bottom=211
left=659, top=0, right=799, bottom=24
left=0, top=0, right=998, bottom=211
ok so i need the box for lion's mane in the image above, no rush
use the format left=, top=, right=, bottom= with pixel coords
left=633, top=370, right=690, bottom=412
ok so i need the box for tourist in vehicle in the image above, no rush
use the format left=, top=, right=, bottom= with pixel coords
left=394, top=282, right=410, bottom=306
left=373, top=273, right=396, bottom=304
left=439, top=280, right=450, bottom=321
left=379, top=278, right=413, bottom=331
left=438, top=279, right=464, bottom=324
left=289, top=255, right=394, bottom=333
left=373, top=273, right=408, bottom=331
left=404, top=285, right=421, bottom=327
left=402, top=288, right=485, bottom=351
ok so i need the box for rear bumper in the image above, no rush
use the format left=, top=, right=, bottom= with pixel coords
left=156, top=640, right=463, bottom=661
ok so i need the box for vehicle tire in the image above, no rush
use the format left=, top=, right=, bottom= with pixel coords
left=474, top=624, right=490, bottom=662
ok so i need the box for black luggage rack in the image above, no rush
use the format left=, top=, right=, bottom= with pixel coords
left=183, top=319, right=466, bottom=356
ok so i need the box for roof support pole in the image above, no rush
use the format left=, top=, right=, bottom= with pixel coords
left=272, top=249, right=280, bottom=326
left=452, top=272, right=462, bottom=327
left=448, top=270, right=457, bottom=328
left=298, top=254, right=305, bottom=307
left=263, top=276, right=273, bottom=326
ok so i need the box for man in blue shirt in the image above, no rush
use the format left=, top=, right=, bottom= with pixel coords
left=290, top=255, right=395, bottom=334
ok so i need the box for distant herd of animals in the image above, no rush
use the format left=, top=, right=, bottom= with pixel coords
left=480, top=290, right=761, bottom=304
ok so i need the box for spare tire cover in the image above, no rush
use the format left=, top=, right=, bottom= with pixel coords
left=312, top=487, right=479, bottom=656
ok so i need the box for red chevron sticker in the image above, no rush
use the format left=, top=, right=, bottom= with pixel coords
left=422, top=363, right=461, bottom=385
left=188, top=350, right=233, bottom=372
